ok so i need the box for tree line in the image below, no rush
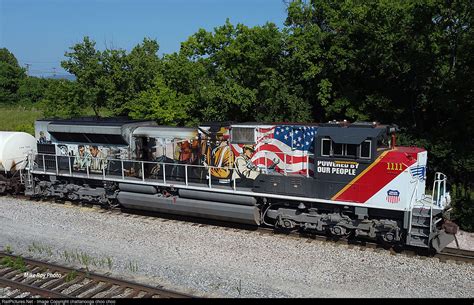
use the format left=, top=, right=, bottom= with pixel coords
left=0, top=0, right=472, bottom=230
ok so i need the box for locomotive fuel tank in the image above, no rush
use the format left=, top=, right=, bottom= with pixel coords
left=0, top=132, right=36, bottom=172
left=117, top=191, right=261, bottom=225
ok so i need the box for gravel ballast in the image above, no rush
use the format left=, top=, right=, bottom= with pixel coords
left=0, top=197, right=472, bottom=298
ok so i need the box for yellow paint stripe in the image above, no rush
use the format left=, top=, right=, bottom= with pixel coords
left=331, top=150, right=390, bottom=200
left=335, top=161, right=358, bottom=165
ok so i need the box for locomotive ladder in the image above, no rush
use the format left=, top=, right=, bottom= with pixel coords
left=407, top=204, right=433, bottom=248
left=407, top=172, right=448, bottom=248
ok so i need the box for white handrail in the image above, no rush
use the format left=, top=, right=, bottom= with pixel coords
left=30, top=152, right=315, bottom=193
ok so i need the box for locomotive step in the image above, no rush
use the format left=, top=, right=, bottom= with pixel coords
left=411, top=223, right=430, bottom=228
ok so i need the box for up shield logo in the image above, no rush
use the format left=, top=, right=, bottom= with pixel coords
left=386, top=189, right=400, bottom=204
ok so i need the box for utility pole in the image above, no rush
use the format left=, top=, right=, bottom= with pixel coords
left=52, top=67, right=56, bottom=78
left=25, top=63, right=31, bottom=76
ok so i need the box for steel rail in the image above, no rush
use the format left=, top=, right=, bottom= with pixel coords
left=0, top=277, right=70, bottom=298
left=0, top=252, right=194, bottom=298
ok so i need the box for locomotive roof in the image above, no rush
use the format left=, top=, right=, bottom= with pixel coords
left=317, top=125, right=387, bottom=145
left=133, top=126, right=196, bottom=139
left=37, top=117, right=157, bottom=145
left=231, top=122, right=319, bottom=127
left=37, top=117, right=154, bottom=127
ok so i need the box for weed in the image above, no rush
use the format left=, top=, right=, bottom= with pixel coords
left=65, top=270, right=77, bottom=282
left=126, top=260, right=138, bottom=273
left=1, top=257, right=28, bottom=272
left=236, top=279, right=242, bottom=297
left=106, top=257, right=113, bottom=270
left=4, top=245, right=12, bottom=254
left=62, top=250, right=70, bottom=263
left=1, top=257, right=12, bottom=267
left=28, top=242, right=52, bottom=256
left=79, top=251, right=91, bottom=268
left=27, top=242, right=115, bottom=273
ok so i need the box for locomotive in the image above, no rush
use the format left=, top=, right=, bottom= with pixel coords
left=1, top=117, right=458, bottom=252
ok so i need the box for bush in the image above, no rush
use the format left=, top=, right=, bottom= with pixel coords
left=450, top=184, right=474, bottom=232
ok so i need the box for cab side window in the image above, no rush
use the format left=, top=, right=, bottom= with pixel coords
left=320, top=138, right=372, bottom=160
left=321, top=138, right=331, bottom=156
left=346, top=144, right=357, bottom=157
left=360, top=140, right=371, bottom=159
left=333, top=143, right=343, bottom=156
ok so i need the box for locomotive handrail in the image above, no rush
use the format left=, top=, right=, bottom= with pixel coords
left=32, top=152, right=235, bottom=170
left=31, top=152, right=316, bottom=173
left=432, top=172, right=448, bottom=208
left=31, top=152, right=257, bottom=191
left=30, top=151, right=315, bottom=193
left=25, top=152, right=417, bottom=212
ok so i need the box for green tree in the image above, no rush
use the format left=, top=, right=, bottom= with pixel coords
left=39, top=79, right=83, bottom=118
left=129, top=76, right=193, bottom=126
left=17, top=77, right=50, bottom=105
left=0, top=48, right=26, bottom=104
left=61, top=37, right=161, bottom=116
left=179, top=19, right=311, bottom=122
left=285, top=0, right=473, bottom=230
left=61, top=37, right=105, bottom=116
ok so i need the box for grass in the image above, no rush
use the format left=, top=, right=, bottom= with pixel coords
left=0, top=105, right=43, bottom=135
left=28, top=242, right=115, bottom=272
left=65, top=270, right=78, bottom=282
left=126, top=260, right=139, bottom=273
left=28, top=241, right=53, bottom=256
left=1, top=256, right=28, bottom=272
left=4, top=245, right=13, bottom=254
left=0, top=104, right=115, bottom=135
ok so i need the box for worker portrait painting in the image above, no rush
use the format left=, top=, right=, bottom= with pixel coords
left=89, top=145, right=108, bottom=172
left=232, top=144, right=262, bottom=187
left=73, top=145, right=91, bottom=171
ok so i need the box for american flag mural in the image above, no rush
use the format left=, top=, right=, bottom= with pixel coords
left=231, top=125, right=317, bottom=175
left=386, top=189, right=400, bottom=203
left=410, top=165, right=426, bottom=181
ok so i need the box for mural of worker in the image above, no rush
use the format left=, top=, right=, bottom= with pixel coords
left=208, top=139, right=234, bottom=181
left=38, top=131, right=49, bottom=144
left=232, top=144, right=262, bottom=187
left=74, top=145, right=91, bottom=170
left=177, top=140, right=193, bottom=163
left=89, top=145, right=107, bottom=171
left=57, top=144, right=69, bottom=156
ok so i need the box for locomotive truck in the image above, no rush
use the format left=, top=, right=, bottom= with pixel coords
left=1, top=117, right=458, bottom=252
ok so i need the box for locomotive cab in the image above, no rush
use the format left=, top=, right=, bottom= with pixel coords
left=313, top=122, right=392, bottom=201
left=253, top=122, right=394, bottom=201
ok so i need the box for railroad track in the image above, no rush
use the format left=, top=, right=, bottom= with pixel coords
left=4, top=195, right=474, bottom=265
left=0, top=252, right=194, bottom=298
left=435, top=247, right=474, bottom=264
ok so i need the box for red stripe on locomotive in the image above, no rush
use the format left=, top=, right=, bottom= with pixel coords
left=332, top=149, right=420, bottom=203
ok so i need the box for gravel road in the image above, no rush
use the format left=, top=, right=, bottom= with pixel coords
left=0, top=197, right=472, bottom=298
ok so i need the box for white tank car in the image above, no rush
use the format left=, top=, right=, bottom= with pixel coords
left=0, top=132, right=37, bottom=172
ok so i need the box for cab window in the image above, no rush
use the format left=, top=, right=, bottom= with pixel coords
left=346, top=144, right=357, bottom=157
left=333, top=143, right=343, bottom=156
left=321, top=138, right=331, bottom=156
left=360, top=140, right=371, bottom=159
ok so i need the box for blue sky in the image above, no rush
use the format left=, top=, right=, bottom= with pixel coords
left=0, top=0, right=287, bottom=77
